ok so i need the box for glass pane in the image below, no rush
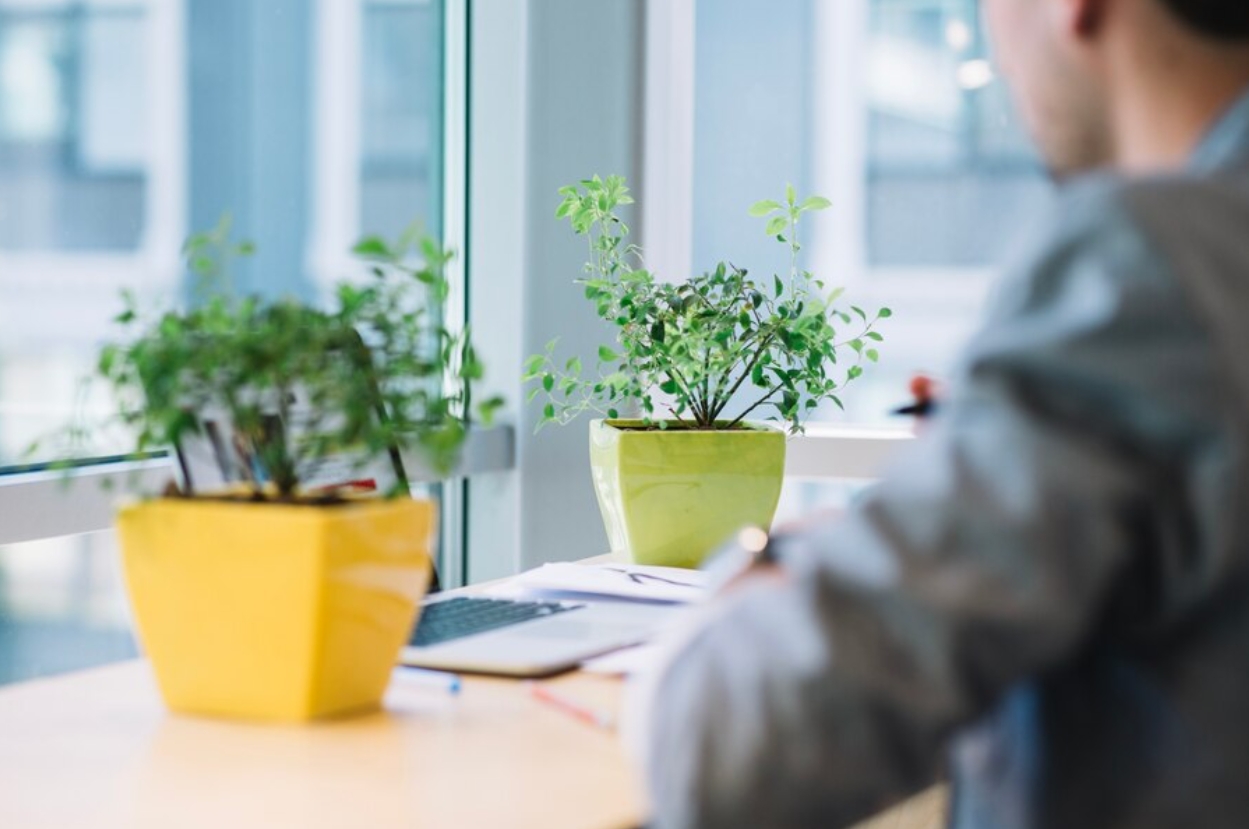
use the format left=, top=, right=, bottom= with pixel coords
left=0, top=8, right=147, bottom=251
left=0, top=530, right=137, bottom=687
left=692, top=0, right=813, bottom=284
left=361, top=0, right=444, bottom=241
left=866, top=0, right=1051, bottom=267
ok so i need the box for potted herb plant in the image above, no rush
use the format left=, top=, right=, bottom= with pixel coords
left=526, top=176, right=890, bottom=568
left=96, top=220, right=500, bottom=722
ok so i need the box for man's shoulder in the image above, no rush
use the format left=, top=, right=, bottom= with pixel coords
left=977, top=167, right=1249, bottom=380
left=994, top=177, right=1170, bottom=314
left=1003, top=167, right=1249, bottom=303
left=981, top=173, right=1224, bottom=339
left=1046, top=167, right=1249, bottom=263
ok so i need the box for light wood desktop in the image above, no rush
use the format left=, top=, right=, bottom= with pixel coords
left=0, top=574, right=949, bottom=829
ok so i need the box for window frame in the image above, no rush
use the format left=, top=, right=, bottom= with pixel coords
left=0, top=0, right=916, bottom=579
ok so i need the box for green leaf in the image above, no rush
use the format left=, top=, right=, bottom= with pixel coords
left=799, top=196, right=832, bottom=212
left=786, top=183, right=797, bottom=206
left=765, top=217, right=788, bottom=237
left=479, top=396, right=506, bottom=426
left=749, top=199, right=782, bottom=217
left=864, top=331, right=884, bottom=342
left=542, top=374, right=555, bottom=393
left=878, top=307, right=893, bottom=318
left=774, top=275, right=784, bottom=298
left=866, top=349, right=880, bottom=363
left=352, top=237, right=392, bottom=258
left=523, top=355, right=546, bottom=378
left=598, top=345, right=619, bottom=363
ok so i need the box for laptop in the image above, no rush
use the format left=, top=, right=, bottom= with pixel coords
left=400, top=591, right=678, bottom=677
left=173, top=388, right=678, bottom=678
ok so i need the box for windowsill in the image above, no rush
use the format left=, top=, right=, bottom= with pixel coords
left=0, top=423, right=906, bottom=546
left=786, top=423, right=915, bottom=480
left=0, top=426, right=518, bottom=547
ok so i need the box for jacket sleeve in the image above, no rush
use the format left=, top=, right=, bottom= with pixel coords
left=635, top=182, right=1227, bottom=829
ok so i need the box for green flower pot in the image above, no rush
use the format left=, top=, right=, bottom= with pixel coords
left=588, top=419, right=786, bottom=569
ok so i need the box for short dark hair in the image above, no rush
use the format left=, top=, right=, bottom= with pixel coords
left=1157, top=0, right=1249, bottom=40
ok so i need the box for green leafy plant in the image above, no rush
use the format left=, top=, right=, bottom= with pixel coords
left=93, top=220, right=502, bottom=502
left=524, top=175, right=891, bottom=432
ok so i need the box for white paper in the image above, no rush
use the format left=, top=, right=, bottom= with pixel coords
left=488, top=562, right=708, bottom=604
left=580, top=644, right=663, bottom=676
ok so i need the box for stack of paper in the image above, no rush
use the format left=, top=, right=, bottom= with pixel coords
left=579, top=644, right=664, bottom=676
left=486, top=562, right=708, bottom=604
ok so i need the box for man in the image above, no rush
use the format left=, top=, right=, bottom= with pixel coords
left=633, top=1, right=1249, bottom=827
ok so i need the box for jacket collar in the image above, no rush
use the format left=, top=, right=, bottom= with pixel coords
left=1190, top=86, right=1249, bottom=172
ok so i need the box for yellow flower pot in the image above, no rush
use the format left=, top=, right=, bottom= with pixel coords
left=116, top=497, right=434, bottom=722
left=589, top=420, right=786, bottom=569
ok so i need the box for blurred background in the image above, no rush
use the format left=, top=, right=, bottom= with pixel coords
left=0, top=0, right=1049, bottom=685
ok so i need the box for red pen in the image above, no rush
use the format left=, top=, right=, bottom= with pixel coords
left=526, top=682, right=616, bottom=731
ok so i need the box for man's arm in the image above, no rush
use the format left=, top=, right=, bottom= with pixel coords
left=634, top=182, right=1224, bottom=829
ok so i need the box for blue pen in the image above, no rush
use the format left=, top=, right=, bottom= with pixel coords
left=399, top=666, right=463, bottom=695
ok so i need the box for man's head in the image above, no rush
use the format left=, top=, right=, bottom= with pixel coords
left=982, top=0, right=1249, bottom=177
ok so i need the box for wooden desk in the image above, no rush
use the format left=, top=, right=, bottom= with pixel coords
left=0, top=661, right=947, bottom=828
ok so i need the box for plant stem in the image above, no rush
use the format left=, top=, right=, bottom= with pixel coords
left=789, top=213, right=799, bottom=289
left=666, top=366, right=707, bottom=424
left=708, top=330, right=777, bottom=423
left=701, top=353, right=711, bottom=424
left=725, top=386, right=783, bottom=430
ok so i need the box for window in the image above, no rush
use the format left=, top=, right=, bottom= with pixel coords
left=0, top=0, right=450, bottom=470
left=360, top=0, right=444, bottom=242
left=683, top=0, right=1053, bottom=424
left=0, top=531, right=135, bottom=686
left=0, top=0, right=180, bottom=468
left=0, top=0, right=460, bottom=684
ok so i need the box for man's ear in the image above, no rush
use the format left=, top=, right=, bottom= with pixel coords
left=1065, top=0, right=1112, bottom=39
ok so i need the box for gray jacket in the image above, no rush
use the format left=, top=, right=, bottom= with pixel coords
left=639, top=91, right=1249, bottom=829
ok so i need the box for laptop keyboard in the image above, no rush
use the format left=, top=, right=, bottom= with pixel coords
left=409, top=597, right=583, bottom=648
